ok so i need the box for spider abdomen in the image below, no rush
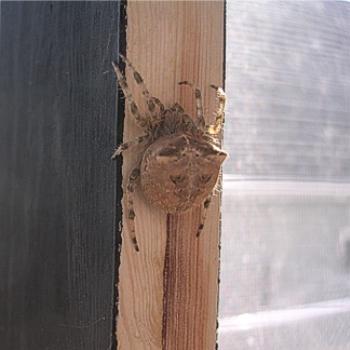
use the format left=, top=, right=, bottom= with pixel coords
left=140, top=134, right=227, bottom=213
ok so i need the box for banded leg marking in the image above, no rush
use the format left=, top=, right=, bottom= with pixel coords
left=112, top=61, right=149, bottom=129
left=207, top=85, right=226, bottom=136
left=111, top=134, right=149, bottom=159
left=179, top=81, right=205, bottom=130
left=126, top=167, right=141, bottom=252
left=196, top=194, right=213, bottom=237
left=119, top=55, right=164, bottom=120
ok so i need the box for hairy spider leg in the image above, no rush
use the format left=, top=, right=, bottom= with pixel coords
left=178, top=81, right=205, bottom=130
left=119, top=55, right=164, bottom=121
left=125, top=167, right=141, bottom=252
left=207, top=85, right=226, bottom=136
left=196, top=194, right=213, bottom=237
left=172, top=102, right=184, bottom=113
left=151, top=96, right=164, bottom=113
left=111, top=134, right=149, bottom=159
left=112, top=61, right=149, bottom=129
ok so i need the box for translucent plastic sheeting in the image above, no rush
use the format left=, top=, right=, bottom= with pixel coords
left=219, top=2, right=350, bottom=349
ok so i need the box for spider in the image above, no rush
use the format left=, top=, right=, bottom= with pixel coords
left=112, top=55, right=227, bottom=252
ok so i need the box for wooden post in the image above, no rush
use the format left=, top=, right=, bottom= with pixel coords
left=117, top=2, right=225, bottom=349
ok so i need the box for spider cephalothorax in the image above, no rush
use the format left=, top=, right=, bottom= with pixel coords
left=112, top=55, right=227, bottom=252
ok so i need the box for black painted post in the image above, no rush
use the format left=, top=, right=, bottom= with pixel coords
left=0, top=2, right=122, bottom=349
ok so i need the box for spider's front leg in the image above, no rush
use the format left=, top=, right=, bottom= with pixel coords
left=111, top=134, right=149, bottom=159
left=178, top=81, right=206, bottom=130
left=125, top=167, right=141, bottom=252
left=119, top=55, right=164, bottom=123
left=112, top=61, right=149, bottom=129
left=207, top=85, right=226, bottom=136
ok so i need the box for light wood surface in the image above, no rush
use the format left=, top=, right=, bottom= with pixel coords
left=117, top=2, right=225, bottom=349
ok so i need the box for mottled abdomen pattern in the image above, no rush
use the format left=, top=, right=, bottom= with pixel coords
left=141, top=134, right=226, bottom=213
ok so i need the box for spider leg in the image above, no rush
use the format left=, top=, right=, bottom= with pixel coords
left=151, top=96, right=165, bottom=113
left=207, top=85, right=226, bottom=136
left=125, top=167, right=141, bottom=252
left=196, top=194, right=213, bottom=237
left=178, top=81, right=205, bottom=130
left=111, top=134, right=149, bottom=159
left=119, top=55, right=164, bottom=121
left=112, top=61, right=149, bottom=129
left=171, top=102, right=184, bottom=113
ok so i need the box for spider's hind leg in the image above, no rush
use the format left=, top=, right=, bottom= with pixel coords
left=125, top=167, right=141, bottom=252
left=196, top=193, right=214, bottom=237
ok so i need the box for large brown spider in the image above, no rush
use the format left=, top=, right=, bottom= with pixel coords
left=112, top=55, right=227, bottom=252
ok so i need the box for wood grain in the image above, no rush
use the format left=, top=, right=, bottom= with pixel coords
left=116, top=2, right=225, bottom=349
left=0, top=2, right=120, bottom=349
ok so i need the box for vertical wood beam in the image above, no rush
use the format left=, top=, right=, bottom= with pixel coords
left=117, top=2, right=225, bottom=349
